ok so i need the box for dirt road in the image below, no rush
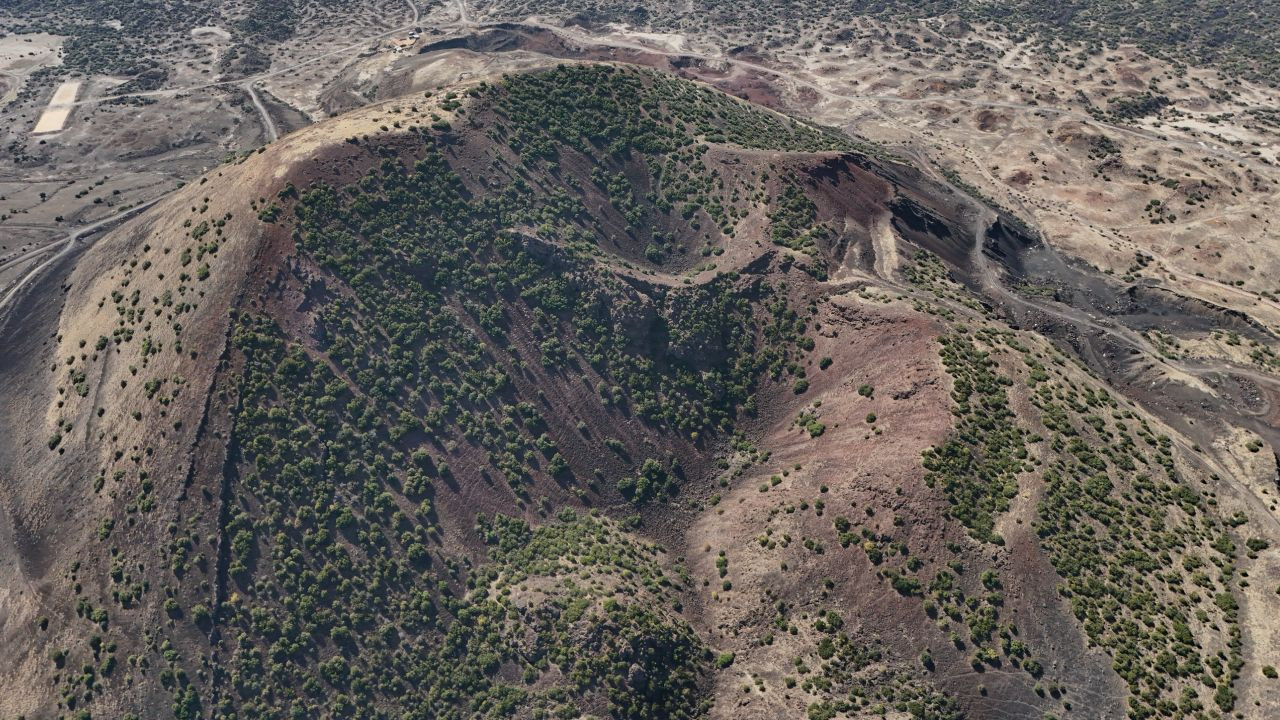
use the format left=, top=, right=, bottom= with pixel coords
left=245, top=83, right=278, bottom=142
left=0, top=199, right=160, bottom=321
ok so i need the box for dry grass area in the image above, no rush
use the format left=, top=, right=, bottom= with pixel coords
left=0, top=31, right=62, bottom=105
left=687, top=298, right=959, bottom=717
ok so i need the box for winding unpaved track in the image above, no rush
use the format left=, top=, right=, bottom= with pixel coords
left=963, top=207, right=1280, bottom=392
left=0, top=0, right=424, bottom=329
left=0, top=199, right=159, bottom=321
left=0, top=240, right=58, bottom=276
left=962, top=209, right=1280, bottom=535
left=0, top=70, right=19, bottom=107
left=244, top=82, right=279, bottom=142
left=239, top=0, right=421, bottom=142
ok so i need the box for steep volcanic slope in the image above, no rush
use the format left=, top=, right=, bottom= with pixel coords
left=0, top=63, right=1276, bottom=720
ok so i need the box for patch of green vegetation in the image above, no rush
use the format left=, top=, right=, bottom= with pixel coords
left=1025, top=347, right=1246, bottom=718
left=1100, top=93, right=1171, bottom=122
left=222, top=312, right=714, bottom=716
left=781, top=607, right=962, bottom=719
left=102, top=66, right=825, bottom=719
left=236, top=0, right=297, bottom=42
left=494, top=65, right=860, bottom=158
left=901, top=247, right=1246, bottom=717
left=922, top=320, right=1248, bottom=718
left=293, top=141, right=805, bottom=439
left=837, top=518, right=1044, bottom=682
left=922, top=331, right=1027, bottom=544
left=904, top=251, right=983, bottom=315
left=769, top=182, right=827, bottom=255
left=795, top=405, right=826, bottom=438
left=486, top=64, right=862, bottom=265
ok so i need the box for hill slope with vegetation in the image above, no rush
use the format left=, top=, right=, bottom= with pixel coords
left=0, top=63, right=1276, bottom=720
